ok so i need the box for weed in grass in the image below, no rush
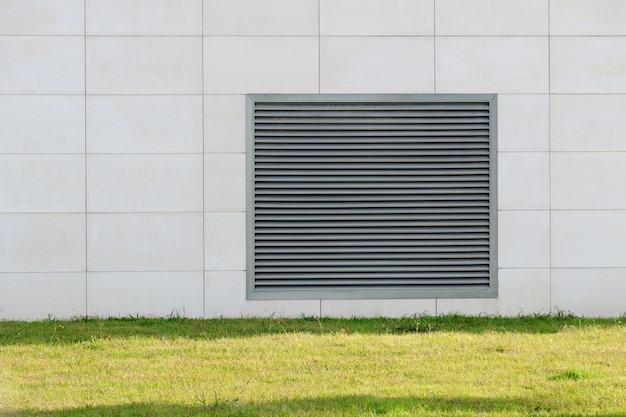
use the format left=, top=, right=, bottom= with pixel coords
left=549, top=368, right=591, bottom=381
left=194, top=390, right=241, bottom=411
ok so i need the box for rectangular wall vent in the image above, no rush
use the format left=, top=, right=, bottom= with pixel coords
left=246, top=94, right=497, bottom=300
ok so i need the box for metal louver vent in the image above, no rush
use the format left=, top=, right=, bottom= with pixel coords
left=246, top=94, right=497, bottom=300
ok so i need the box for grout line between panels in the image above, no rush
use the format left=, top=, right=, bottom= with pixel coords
left=433, top=0, right=436, bottom=94
left=84, top=0, right=88, bottom=317
left=548, top=0, right=553, bottom=314
left=201, top=0, right=206, bottom=318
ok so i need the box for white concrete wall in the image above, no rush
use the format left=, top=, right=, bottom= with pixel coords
left=1, top=0, right=625, bottom=319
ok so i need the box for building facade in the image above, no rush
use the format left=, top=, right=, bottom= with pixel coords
left=1, top=0, right=625, bottom=320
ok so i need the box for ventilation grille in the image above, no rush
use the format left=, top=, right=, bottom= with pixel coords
left=248, top=96, right=496, bottom=298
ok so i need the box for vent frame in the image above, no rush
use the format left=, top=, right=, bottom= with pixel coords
left=246, top=94, right=498, bottom=300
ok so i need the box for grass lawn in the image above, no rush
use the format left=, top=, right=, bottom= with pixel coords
left=0, top=315, right=625, bottom=417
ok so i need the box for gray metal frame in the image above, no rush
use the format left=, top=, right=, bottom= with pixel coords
left=246, top=94, right=498, bottom=300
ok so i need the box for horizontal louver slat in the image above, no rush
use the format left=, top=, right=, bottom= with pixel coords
left=255, top=110, right=489, bottom=116
left=254, top=103, right=490, bottom=111
left=256, top=253, right=488, bottom=259
left=254, top=131, right=488, bottom=137
left=256, top=201, right=490, bottom=208
left=255, top=272, right=489, bottom=280
left=255, top=240, right=489, bottom=247
left=257, top=196, right=488, bottom=202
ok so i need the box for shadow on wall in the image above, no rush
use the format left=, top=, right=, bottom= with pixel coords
left=4, top=395, right=625, bottom=417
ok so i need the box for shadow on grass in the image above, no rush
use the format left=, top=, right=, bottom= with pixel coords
left=0, top=314, right=623, bottom=345
left=3, top=395, right=625, bottom=417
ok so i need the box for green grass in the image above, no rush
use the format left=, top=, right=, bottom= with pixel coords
left=0, top=315, right=625, bottom=417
